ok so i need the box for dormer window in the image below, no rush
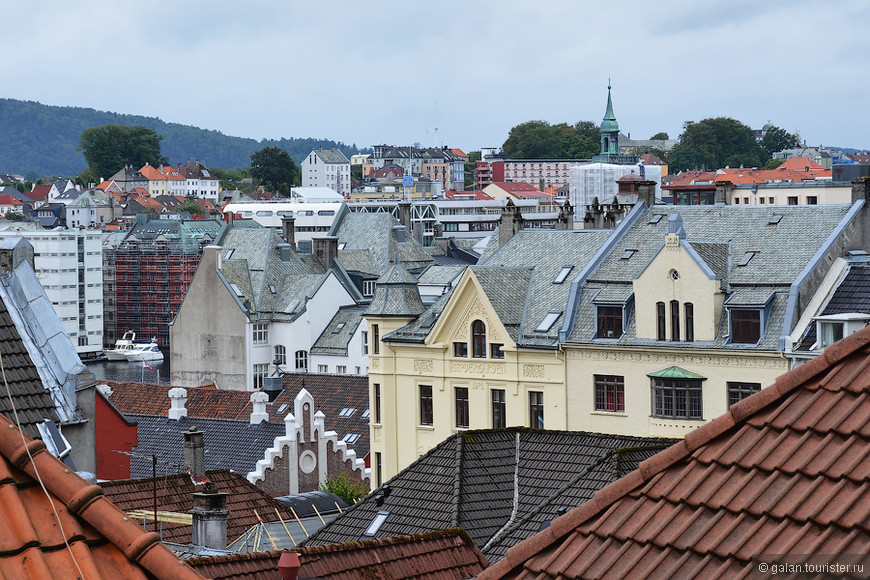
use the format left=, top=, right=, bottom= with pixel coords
left=730, top=309, right=761, bottom=344
left=596, top=306, right=623, bottom=339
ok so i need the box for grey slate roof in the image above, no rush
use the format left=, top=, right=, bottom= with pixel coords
left=330, top=211, right=435, bottom=276
left=365, top=260, right=425, bottom=317
left=797, top=263, right=870, bottom=349
left=567, top=204, right=857, bottom=347
left=311, top=305, right=366, bottom=355
left=128, top=414, right=286, bottom=479
left=303, top=428, right=674, bottom=563
left=313, top=149, right=350, bottom=164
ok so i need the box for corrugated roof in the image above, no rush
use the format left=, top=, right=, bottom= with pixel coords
left=480, top=325, right=870, bottom=579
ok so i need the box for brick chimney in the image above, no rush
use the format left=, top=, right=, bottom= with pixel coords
left=313, top=236, right=339, bottom=269
left=190, top=482, right=230, bottom=549
left=637, top=180, right=657, bottom=208
left=183, top=427, right=206, bottom=480
left=715, top=180, right=733, bottom=204
left=223, top=210, right=234, bottom=225
left=168, top=388, right=188, bottom=420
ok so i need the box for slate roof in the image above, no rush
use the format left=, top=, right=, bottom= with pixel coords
left=480, top=325, right=870, bottom=580
left=125, top=218, right=224, bottom=251
left=127, top=415, right=286, bottom=479
left=311, top=305, right=366, bottom=356
left=365, top=260, right=425, bottom=317
left=0, top=411, right=205, bottom=580
left=304, top=428, right=673, bottom=563
left=312, top=149, right=350, bottom=164
left=101, top=469, right=295, bottom=546
left=329, top=210, right=435, bottom=275
left=797, top=262, right=870, bottom=349
left=566, top=204, right=857, bottom=348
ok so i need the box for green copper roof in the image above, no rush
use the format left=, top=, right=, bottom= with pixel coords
left=647, top=366, right=706, bottom=380
left=600, top=85, right=619, bottom=133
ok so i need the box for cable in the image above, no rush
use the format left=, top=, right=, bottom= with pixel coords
left=0, top=348, right=87, bottom=579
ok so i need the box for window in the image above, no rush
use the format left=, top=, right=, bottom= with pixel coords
left=685, top=303, right=694, bottom=342
left=362, top=331, right=369, bottom=354
left=420, top=385, right=433, bottom=426
left=455, top=387, right=469, bottom=428
left=372, top=324, right=380, bottom=354
left=318, top=364, right=328, bottom=373
left=768, top=197, right=775, bottom=204
left=656, top=302, right=666, bottom=341
left=252, top=323, right=268, bottom=344
left=670, top=300, right=680, bottom=341
left=374, top=383, right=381, bottom=423
left=529, top=391, right=544, bottom=428
left=595, top=375, right=625, bottom=412
left=731, top=310, right=761, bottom=344
left=788, top=196, right=798, bottom=205
left=453, top=342, right=468, bottom=357
left=819, top=321, right=845, bottom=347
left=363, top=280, right=376, bottom=296
left=737, top=252, right=755, bottom=267
left=728, top=382, right=761, bottom=407
left=253, top=363, right=269, bottom=390
left=652, top=378, right=703, bottom=419
left=492, top=389, right=506, bottom=429
left=472, top=320, right=486, bottom=358
left=273, top=345, right=287, bottom=366
left=806, top=196, right=818, bottom=205
left=535, top=311, right=562, bottom=333
left=596, top=306, right=623, bottom=339
left=490, top=343, right=504, bottom=359
left=337, top=365, right=346, bottom=374
left=375, top=452, right=382, bottom=487
left=295, top=350, right=308, bottom=370
left=553, top=266, right=573, bottom=284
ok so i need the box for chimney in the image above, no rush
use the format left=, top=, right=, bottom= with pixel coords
left=277, top=243, right=295, bottom=262
left=498, top=199, right=524, bottom=247
left=224, top=210, right=234, bottom=225
left=190, top=482, right=230, bottom=550
left=250, top=391, right=269, bottom=424
left=278, top=551, right=301, bottom=580
left=313, top=236, right=339, bottom=269
left=397, top=201, right=412, bottom=231
left=555, top=200, right=574, bottom=230
left=392, top=224, right=407, bottom=243
left=184, top=427, right=206, bottom=480
left=637, top=180, right=657, bottom=208
left=281, top=214, right=296, bottom=247
left=851, top=176, right=870, bottom=203
left=168, top=388, right=188, bottom=419
left=714, top=180, right=733, bottom=205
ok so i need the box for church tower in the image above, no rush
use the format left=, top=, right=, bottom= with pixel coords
left=599, top=81, right=620, bottom=158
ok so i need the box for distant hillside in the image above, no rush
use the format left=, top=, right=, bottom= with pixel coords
left=0, top=99, right=366, bottom=177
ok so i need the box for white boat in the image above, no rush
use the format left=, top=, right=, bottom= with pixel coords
left=124, top=341, right=164, bottom=362
left=104, top=331, right=144, bottom=361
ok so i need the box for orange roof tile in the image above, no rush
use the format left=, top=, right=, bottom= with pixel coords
left=779, top=156, right=826, bottom=172
left=0, top=412, right=204, bottom=580
left=481, top=326, right=870, bottom=579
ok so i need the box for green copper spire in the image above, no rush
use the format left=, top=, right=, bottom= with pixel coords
left=600, top=81, right=619, bottom=133
left=599, top=80, right=620, bottom=157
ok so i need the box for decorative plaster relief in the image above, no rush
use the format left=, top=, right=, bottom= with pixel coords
left=413, top=359, right=433, bottom=373
left=371, top=358, right=381, bottom=369
left=523, top=364, right=545, bottom=378
left=299, top=450, right=317, bottom=474
left=450, top=361, right=506, bottom=375
left=566, top=349, right=787, bottom=369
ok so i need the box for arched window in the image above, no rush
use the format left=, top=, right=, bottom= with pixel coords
left=274, top=345, right=287, bottom=366
left=472, top=320, right=486, bottom=358
left=295, top=350, right=308, bottom=371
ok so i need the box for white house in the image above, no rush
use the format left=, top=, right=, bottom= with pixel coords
left=302, top=149, right=351, bottom=197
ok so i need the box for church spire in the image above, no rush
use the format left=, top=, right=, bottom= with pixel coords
left=599, top=80, right=620, bottom=157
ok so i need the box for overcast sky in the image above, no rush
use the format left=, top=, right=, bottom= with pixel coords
left=5, top=1, right=868, bottom=153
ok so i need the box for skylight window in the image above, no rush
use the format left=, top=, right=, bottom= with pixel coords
left=284, top=299, right=300, bottom=314
left=342, top=433, right=361, bottom=444
left=277, top=404, right=288, bottom=414
left=363, top=511, right=390, bottom=537
left=339, top=408, right=356, bottom=417
left=768, top=214, right=783, bottom=225
left=552, top=266, right=573, bottom=284
left=535, top=311, right=562, bottom=333
left=224, top=248, right=234, bottom=260
left=648, top=214, right=664, bottom=224
left=738, top=252, right=756, bottom=267
left=362, top=409, right=371, bottom=418
left=338, top=242, right=347, bottom=250
left=269, top=284, right=277, bottom=294
left=332, top=322, right=346, bottom=334
left=622, top=249, right=637, bottom=260
left=229, top=283, right=244, bottom=297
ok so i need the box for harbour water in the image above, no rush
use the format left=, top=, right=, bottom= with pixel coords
left=85, top=358, right=171, bottom=385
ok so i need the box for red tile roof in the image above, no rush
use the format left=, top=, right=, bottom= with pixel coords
left=0, top=195, right=23, bottom=206
left=192, top=530, right=487, bottom=579
left=480, top=326, right=870, bottom=579
left=100, top=469, right=295, bottom=545
left=29, top=184, right=53, bottom=201
left=0, top=412, right=204, bottom=580
left=779, top=156, right=826, bottom=172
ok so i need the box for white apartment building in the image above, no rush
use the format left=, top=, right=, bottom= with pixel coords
left=0, top=227, right=104, bottom=357
left=302, top=149, right=351, bottom=196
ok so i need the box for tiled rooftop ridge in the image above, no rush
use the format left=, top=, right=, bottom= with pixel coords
left=478, top=323, right=870, bottom=579
left=0, top=412, right=205, bottom=580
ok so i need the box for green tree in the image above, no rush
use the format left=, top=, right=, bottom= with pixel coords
left=209, top=166, right=250, bottom=191
left=502, top=120, right=599, bottom=159
left=465, top=150, right=481, bottom=189
left=250, top=146, right=297, bottom=195
left=175, top=199, right=206, bottom=215
left=77, top=125, right=162, bottom=179
left=318, top=472, right=367, bottom=505
left=4, top=211, right=25, bottom=221
left=649, top=132, right=669, bottom=140
left=760, top=125, right=798, bottom=160
left=668, top=117, right=762, bottom=172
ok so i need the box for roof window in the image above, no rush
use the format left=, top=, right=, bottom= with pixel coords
left=535, top=311, right=562, bottom=333
left=737, top=252, right=756, bottom=267
left=339, top=408, right=356, bottom=417
left=332, top=322, right=346, bottom=334
left=229, top=283, right=244, bottom=297
left=552, top=266, right=573, bottom=284
left=622, top=249, right=637, bottom=260
left=648, top=214, right=664, bottom=224
left=768, top=215, right=783, bottom=225
left=362, top=511, right=390, bottom=537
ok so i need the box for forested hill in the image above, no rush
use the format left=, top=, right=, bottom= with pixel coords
left=0, top=99, right=365, bottom=177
